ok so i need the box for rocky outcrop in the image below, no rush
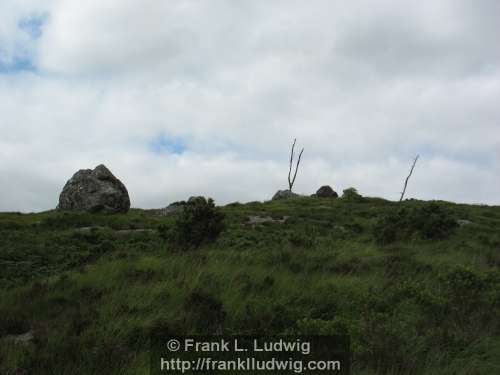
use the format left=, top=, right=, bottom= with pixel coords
left=150, top=197, right=209, bottom=216
left=272, top=190, right=299, bottom=200
left=153, top=202, right=186, bottom=216
left=58, top=164, right=130, bottom=213
left=315, top=185, right=338, bottom=198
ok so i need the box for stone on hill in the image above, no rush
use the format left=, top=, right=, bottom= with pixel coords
left=152, top=197, right=208, bottom=216
left=58, top=164, right=130, bottom=213
left=457, top=219, right=473, bottom=226
left=149, top=202, right=185, bottom=216
left=165, top=202, right=186, bottom=214
left=246, top=215, right=289, bottom=225
left=272, top=190, right=299, bottom=200
left=315, top=185, right=338, bottom=198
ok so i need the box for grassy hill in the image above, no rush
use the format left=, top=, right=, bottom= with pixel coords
left=1, top=196, right=499, bottom=374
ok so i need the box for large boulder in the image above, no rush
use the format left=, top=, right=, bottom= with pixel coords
left=272, top=189, right=299, bottom=200
left=315, top=185, right=338, bottom=198
left=58, top=164, right=130, bottom=213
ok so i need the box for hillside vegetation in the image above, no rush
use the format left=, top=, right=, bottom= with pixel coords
left=1, top=197, right=500, bottom=374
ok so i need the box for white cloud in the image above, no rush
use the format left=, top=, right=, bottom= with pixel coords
left=1, top=0, right=499, bottom=211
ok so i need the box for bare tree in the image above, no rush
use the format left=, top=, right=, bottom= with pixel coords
left=399, top=155, right=419, bottom=202
left=288, top=138, right=304, bottom=191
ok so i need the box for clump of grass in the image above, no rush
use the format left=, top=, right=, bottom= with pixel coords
left=182, top=290, right=226, bottom=334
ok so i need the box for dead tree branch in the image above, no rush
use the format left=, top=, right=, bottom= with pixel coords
left=288, top=139, right=296, bottom=190
left=288, top=138, right=304, bottom=191
left=399, top=155, right=419, bottom=202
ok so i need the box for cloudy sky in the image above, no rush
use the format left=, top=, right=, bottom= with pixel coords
left=1, top=0, right=499, bottom=212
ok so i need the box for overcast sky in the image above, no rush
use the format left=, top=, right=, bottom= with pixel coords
left=1, top=0, right=499, bottom=212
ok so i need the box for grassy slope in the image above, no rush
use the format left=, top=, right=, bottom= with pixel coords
left=0, top=197, right=499, bottom=374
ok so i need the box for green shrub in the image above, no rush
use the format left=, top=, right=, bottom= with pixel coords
left=373, top=210, right=405, bottom=244
left=440, top=267, right=485, bottom=305
left=160, top=197, right=225, bottom=249
left=374, top=203, right=458, bottom=244
left=410, top=203, right=459, bottom=240
left=341, top=187, right=363, bottom=201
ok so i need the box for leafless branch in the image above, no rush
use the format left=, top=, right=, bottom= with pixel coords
left=399, top=155, right=419, bottom=202
left=288, top=138, right=296, bottom=190
left=287, top=138, right=304, bottom=191
left=290, top=148, right=304, bottom=190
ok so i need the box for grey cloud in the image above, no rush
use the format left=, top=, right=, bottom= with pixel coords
left=1, top=0, right=499, bottom=211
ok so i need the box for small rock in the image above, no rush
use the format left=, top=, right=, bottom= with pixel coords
left=246, top=216, right=289, bottom=225
left=151, top=197, right=210, bottom=216
left=74, top=226, right=107, bottom=232
left=315, top=185, right=338, bottom=198
left=2, top=331, right=34, bottom=345
left=333, top=225, right=347, bottom=232
left=272, top=190, right=299, bottom=200
left=457, top=219, right=473, bottom=226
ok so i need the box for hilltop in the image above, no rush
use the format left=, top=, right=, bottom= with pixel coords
left=1, top=196, right=500, bottom=374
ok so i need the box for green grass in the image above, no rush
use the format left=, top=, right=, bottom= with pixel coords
left=1, top=197, right=500, bottom=374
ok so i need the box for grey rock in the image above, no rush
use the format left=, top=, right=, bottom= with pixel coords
left=457, top=219, right=473, bottom=226
left=315, top=185, right=338, bottom=198
left=148, top=196, right=207, bottom=216
left=246, top=215, right=290, bottom=225
left=74, top=226, right=107, bottom=232
left=58, top=164, right=130, bottom=213
left=272, top=190, right=299, bottom=200
left=149, top=202, right=185, bottom=216
left=2, top=331, right=34, bottom=344
left=333, top=225, right=347, bottom=233
left=152, top=197, right=208, bottom=216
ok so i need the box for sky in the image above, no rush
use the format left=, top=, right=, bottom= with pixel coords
left=1, top=0, right=499, bottom=212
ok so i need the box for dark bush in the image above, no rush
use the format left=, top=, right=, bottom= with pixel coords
left=373, top=210, right=405, bottom=244
left=159, top=197, right=225, bottom=249
left=374, top=203, right=458, bottom=244
left=410, top=203, right=459, bottom=240
left=440, top=267, right=485, bottom=303
left=341, top=187, right=363, bottom=201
